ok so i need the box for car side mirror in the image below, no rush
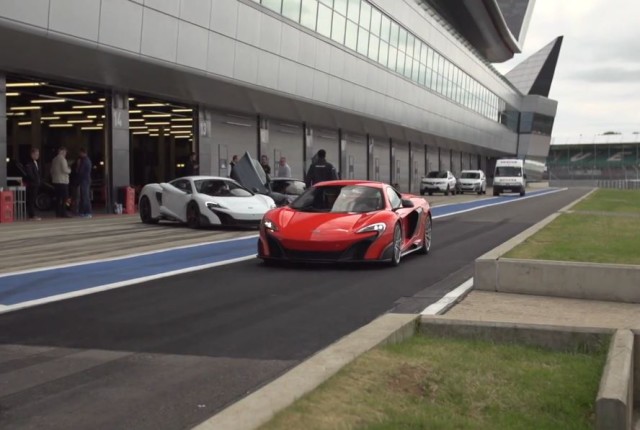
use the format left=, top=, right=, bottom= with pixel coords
left=401, top=199, right=414, bottom=208
left=252, top=187, right=259, bottom=193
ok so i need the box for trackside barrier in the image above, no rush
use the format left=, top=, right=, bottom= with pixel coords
left=0, top=190, right=14, bottom=223
left=9, top=186, right=27, bottom=221
left=117, top=186, right=136, bottom=215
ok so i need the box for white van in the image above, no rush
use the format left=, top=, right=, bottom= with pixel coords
left=493, top=159, right=526, bottom=196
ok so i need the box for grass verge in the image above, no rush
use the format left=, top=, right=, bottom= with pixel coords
left=504, top=213, right=640, bottom=264
left=572, top=188, right=640, bottom=213
left=260, top=335, right=605, bottom=430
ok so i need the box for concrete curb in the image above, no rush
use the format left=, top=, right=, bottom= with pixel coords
left=597, top=329, right=635, bottom=430
left=192, top=313, right=418, bottom=430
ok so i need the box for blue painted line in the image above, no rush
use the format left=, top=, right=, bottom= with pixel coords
left=0, top=187, right=562, bottom=308
left=0, top=236, right=257, bottom=306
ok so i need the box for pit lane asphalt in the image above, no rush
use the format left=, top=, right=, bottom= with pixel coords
left=0, top=187, right=589, bottom=430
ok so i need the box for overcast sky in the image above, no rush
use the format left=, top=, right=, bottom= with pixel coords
left=493, top=0, right=640, bottom=142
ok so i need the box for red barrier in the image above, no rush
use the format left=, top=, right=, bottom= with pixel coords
left=123, top=186, right=136, bottom=215
left=0, top=190, right=14, bottom=223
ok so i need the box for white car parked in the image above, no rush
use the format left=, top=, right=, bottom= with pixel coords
left=458, top=170, right=487, bottom=195
left=139, top=176, right=276, bottom=228
left=420, top=170, right=458, bottom=196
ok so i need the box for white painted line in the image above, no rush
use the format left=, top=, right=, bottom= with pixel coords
left=0, top=234, right=259, bottom=278
left=432, top=188, right=567, bottom=220
left=0, top=254, right=257, bottom=315
left=421, top=277, right=474, bottom=315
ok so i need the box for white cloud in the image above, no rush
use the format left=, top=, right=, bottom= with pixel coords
left=495, top=0, right=640, bottom=138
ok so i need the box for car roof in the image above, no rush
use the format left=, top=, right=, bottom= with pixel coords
left=313, top=180, right=386, bottom=188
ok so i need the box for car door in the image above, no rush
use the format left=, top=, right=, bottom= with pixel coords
left=160, top=179, right=193, bottom=221
left=386, top=187, right=416, bottom=246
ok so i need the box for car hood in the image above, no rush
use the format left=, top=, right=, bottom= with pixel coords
left=422, top=177, right=446, bottom=182
left=459, top=178, right=480, bottom=184
left=269, top=208, right=383, bottom=239
left=201, top=193, right=274, bottom=212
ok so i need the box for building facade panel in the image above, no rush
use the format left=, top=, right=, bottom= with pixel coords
left=140, top=8, right=179, bottom=62
left=99, top=0, right=144, bottom=53
left=177, top=21, right=210, bottom=71
left=179, top=0, right=212, bottom=28
left=0, top=0, right=50, bottom=29
left=49, top=0, right=101, bottom=42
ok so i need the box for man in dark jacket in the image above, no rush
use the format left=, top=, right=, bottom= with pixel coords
left=76, top=148, right=92, bottom=218
left=305, top=149, right=338, bottom=187
left=185, top=152, right=199, bottom=176
left=24, top=147, right=41, bottom=220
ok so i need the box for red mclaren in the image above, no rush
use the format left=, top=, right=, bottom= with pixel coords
left=257, top=180, right=432, bottom=266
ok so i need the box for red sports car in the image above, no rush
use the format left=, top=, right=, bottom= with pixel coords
left=257, top=180, right=432, bottom=266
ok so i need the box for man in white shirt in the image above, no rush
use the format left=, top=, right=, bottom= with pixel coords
left=276, top=156, right=292, bottom=178
left=50, top=146, right=72, bottom=218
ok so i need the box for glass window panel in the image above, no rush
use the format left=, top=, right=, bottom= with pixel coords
left=262, top=0, right=282, bottom=13
left=333, top=0, right=347, bottom=15
left=378, top=41, right=389, bottom=66
left=427, top=68, right=434, bottom=89
left=406, top=33, right=415, bottom=57
left=282, top=0, right=302, bottom=21
left=319, top=0, right=332, bottom=7
left=370, top=8, right=381, bottom=36
left=418, top=63, right=424, bottom=85
left=359, top=1, right=371, bottom=30
left=345, top=19, right=358, bottom=50
left=388, top=46, right=397, bottom=71
left=389, top=21, right=399, bottom=47
left=404, top=55, right=413, bottom=78
left=398, top=27, right=407, bottom=52
left=412, top=59, right=419, bottom=81
left=436, top=73, right=443, bottom=94
left=368, top=35, right=380, bottom=61
left=317, top=3, right=332, bottom=38
left=380, top=14, right=390, bottom=42
left=331, top=12, right=346, bottom=43
left=420, top=44, right=427, bottom=64
left=426, top=48, right=433, bottom=69
left=347, top=0, right=360, bottom=22
left=300, top=0, right=318, bottom=29
left=396, top=51, right=405, bottom=74
left=356, top=26, right=369, bottom=55
left=414, top=38, right=421, bottom=58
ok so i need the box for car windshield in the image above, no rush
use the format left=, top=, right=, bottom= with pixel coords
left=426, top=171, right=447, bottom=178
left=194, top=179, right=253, bottom=197
left=495, top=167, right=522, bottom=177
left=461, top=172, right=480, bottom=179
left=290, top=185, right=385, bottom=213
left=271, top=179, right=306, bottom=195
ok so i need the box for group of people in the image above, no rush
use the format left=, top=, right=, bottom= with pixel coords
left=24, top=146, right=93, bottom=221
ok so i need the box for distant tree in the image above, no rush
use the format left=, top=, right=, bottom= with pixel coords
left=602, top=131, right=621, bottom=135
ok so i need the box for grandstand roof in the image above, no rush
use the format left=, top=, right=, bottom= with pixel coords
left=552, top=134, right=640, bottom=146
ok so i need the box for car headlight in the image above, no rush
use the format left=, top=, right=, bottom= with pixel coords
left=356, top=222, right=386, bottom=234
left=207, top=201, right=226, bottom=210
left=263, top=219, right=278, bottom=231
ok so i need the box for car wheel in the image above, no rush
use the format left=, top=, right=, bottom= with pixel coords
left=520, top=188, right=526, bottom=197
left=418, top=215, right=432, bottom=255
left=36, top=193, right=52, bottom=211
left=186, top=202, right=201, bottom=229
left=493, top=189, right=500, bottom=196
left=389, top=224, right=403, bottom=266
left=139, top=196, right=158, bottom=224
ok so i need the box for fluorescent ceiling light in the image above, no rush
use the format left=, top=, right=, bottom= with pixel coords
left=6, top=92, right=19, bottom=97
left=171, top=118, right=192, bottom=122
left=137, top=103, right=165, bottom=107
left=73, top=105, right=104, bottom=109
left=87, top=115, right=97, bottom=119
left=174, top=135, right=191, bottom=139
left=148, top=129, right=159, bottom=132
left=99, top=98, right=106, bottom=102
left=56, top=90, right=91, bottom=95
left=54, top=111, right=83, bottom=115
left=143, top=114, right=171, bottom=118
left=6, top=112, right=26, bottom=117
left=171, top=125, right=192, bottom=129
left=10, top=106, right=41, bottom=111
left=31, top=99, right=67, bottom=104
left=18, top=121, right=32, bottom=126
left=149, top=133, right=159, bottom=137
left=129, top=126, right=147, bottom=130
left=49, top=123, right=74, bottom=128
left=6, top=82, right=45, bottom=88
left=129, top=119, right=144, bottom=123
left=132, top=131, right=149, bottom=135
left=129, top=110, right=142, bottom=114
left=81, top=126, right=103, bottom=130
left=172, top=108, right=192, bottom=112
left=41, top=116, right=61, bottom=120
left=146, top=122, right=170, bottom=125
left=128, top=98, right=135, bottom=101
left=68, top=120, right=93, bottom=124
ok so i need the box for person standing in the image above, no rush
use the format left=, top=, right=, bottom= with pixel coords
left=76, top=148, right=92, bottom=218
left=24, top=147, right=41, bottom=221
left=229, top=154, right=238, bottom=177
left=276, top=156, right=292, bottom=177
left=185, top=152, right=199, bottom=176
left=260, top=155, right=271, bottom=176
left=305, top=149, right=338, bottom=187
left=51, top=146, right=72, bottom=218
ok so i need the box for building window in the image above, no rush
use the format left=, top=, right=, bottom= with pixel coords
left=282, top=0, right=301, bottom=21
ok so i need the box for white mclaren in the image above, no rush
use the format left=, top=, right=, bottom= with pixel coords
left=139, top=176, right=276, bottom=228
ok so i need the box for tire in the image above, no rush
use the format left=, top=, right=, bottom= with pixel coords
left=186, top=201, right=202, bottom=229
left=139, top=196, right=158, bottom=224
left=428, top=191, right=433, bottom=196
left=519, top=188, right=526, bottom=197
left=493, top=189, right=500, bottom=196
left=36, top=193, right=52, bottom=211
left=418, top=215, right=432, bottom=255
left=389, top=224, right=403, bottom=267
